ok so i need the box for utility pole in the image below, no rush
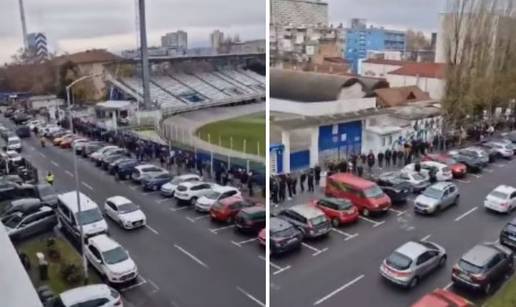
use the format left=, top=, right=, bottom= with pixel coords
left=138, top=0, right=151, bottom=110
left=18, top=0, right=28, bottom=49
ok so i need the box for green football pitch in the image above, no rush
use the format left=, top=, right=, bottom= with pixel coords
left=196, top=112, right=265, bottom=157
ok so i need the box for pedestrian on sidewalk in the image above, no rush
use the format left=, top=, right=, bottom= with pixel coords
left=367, top=151, right=375, bottom=174
left=279, top=175, right=286, bottom=202
left=378, top=152, right=384, bottom=169
left=307, top=170, right=314, bottom=192
left=391, top=149, right=397, bottom=167
left=299, top=172, right=306, bottom=192
left=357, top=163, right=364, bottom=177
left=314, top=165, right=321, bottom=186
left=286, top=174, right=293, bottom=200
left=385, top=149, right=391, bottom=168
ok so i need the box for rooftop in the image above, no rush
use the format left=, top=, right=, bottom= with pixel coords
left=375, top=86, right=432, bottom=108
left=362, top=58, right=409, bottom=66
left=53, top=49, right=121, bottom=66
left=389, top=63, right=446, bottom=79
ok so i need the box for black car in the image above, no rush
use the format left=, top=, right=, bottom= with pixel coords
left=500, top=218, right=516, bottom=249
left=450, top=151, right=486, bottom=173
left=113, top=159, right=140, bottom=180
left=101, top=153, right=126, bottom=170
left=107, top=157, right=132, bottom=173
left=376, top=175, right=412, bottom=204
left=12, top=112, right=31, bottom=125
left=141, top=172, right=172, bottom=191
left=270, top=217, right=303, bottom=255
left=15, top=125, right=31, bottom=138
left=234, top=207, right=266, bottom=234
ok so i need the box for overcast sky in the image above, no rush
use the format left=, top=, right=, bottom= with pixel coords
left=328, top=0, right=445, bottom=33
left=0, top=0, right=265, bottom=64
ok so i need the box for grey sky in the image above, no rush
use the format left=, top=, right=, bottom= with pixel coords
left=327, top=0, right=445, bottom=33
left=0, top=0, right=265, bottom=63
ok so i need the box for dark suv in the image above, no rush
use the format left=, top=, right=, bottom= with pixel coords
left=375, top=173, right=412, bottom=203
left=500, top=218, right=516, bottom=249
left=234, top=207, right=266, bottom=234
left=452, top=243, right=514, bottom=294
left=270, top=217, right=303, bottom=255
left=112, top=159, right=139, bottom=180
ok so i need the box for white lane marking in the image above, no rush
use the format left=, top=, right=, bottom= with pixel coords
left=302, top=242, right=328, bottom=256
left=331, top=228, right=358, bottom=241
left=485, top=168, right=494, bottom=173
left=119, top=276, right=147, bottom=292
left=38, top=152, right=46, bottom=158
left=186, top=214, right=209, bottom=223
left=472, top=174, right=482, bottom=179
left=65, top=170, right=74, bottom=177
left=148, top=279, right=160, bottom=294
left=236, top=287, right=265, bottom=307
left=173, top=244, right=209, bottom=268
left=51, top=160, right=59, bottom=167
left=258, top=255, right=292, bottom=275
left=155, top=198, right=169, bottom=204
left=359, top=216, right=385, bottom=228
left=444, top=282, right=453, bottom=290
left=210, top=224, right=235, bottom=233
left=456, top=179, right=470, bottom=184
left=145, top=225, right=159, bottom=235
left=128, top=185, right=137, bottom=191
left=421, top=234, right=432, bottom=242
left=388, top=208, right=406, bottom=216
left=313, top=274, right=365, bottom=306
left=170, top=206, right=188, bottom=212
left=455, top=206, right=478, bottom=222
left=232, top=237, right=258, bottom=247
left=81, top=182, right=93, bottom=190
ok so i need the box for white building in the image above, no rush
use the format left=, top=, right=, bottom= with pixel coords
left=161, top=30, right=188, bottom=51
left=360, top=58, right=405, bottom=78
left=386, top=63, right=446, bottom=100
left=210, top=30, right=224, bottom=50
left=271, top=0, right=329, bottom=26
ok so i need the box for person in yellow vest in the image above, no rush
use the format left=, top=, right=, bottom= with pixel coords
left=46, top=171, right=54, bottom=185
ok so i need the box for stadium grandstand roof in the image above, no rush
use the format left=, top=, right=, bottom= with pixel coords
left=53, top=49, right=121, bottom=66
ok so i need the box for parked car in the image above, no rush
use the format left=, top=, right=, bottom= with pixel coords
left=131, top=164, right=165, bottom=183
left=209, top=196, right=254, bottom=223
left=81, top=142, right=105, bottom=157
left=12, top=112, right=31, bottom=124
left=313, top=197, right=359, bottom=227
left=411, top=289, right=473, bottom=307
left=5, top=150, right=23, bottom=164
left=194, top=185, right=241, bottom=212
left=482, top=140, right=514, bottom=159
left=72, top=139, right=92, bottom=154
left=422, top=153, right=467, bottom=178
left=452, top=243, right=514, bottom=294
left=500, top=218, right=516, bottom=249
left=2, top=205, right=57, bottom=241
left=97, top=148, right=128, bottom=167
left=375, top=172, right=413, bottom=203
left=101, top=153, right=127, bottom=170
left=402, top=161, right=453, bottom=182
left=107, top=157, right=132, bottom=173
left=15, top=125, right=31, bottom=138
left=234, top=206, right=266, bottom=234
left=484, top=185, right=516, bottom=213
left=258, top=228, right=266, bottom=246
left=397, top=171, right=431, bottom=193
left=53, top=133, right=74, bottom=146
left=6, top=136, right=22, bottom=152
left=34, top=183, right=58, bottom=207
left=141, top=171, right=172, bottom=191
left=269, top=217, right=303, bottom=255
left=60, top=135, right=82, bottom=149
left=57, top=191, right=108, bottom=241
left=380, top=240, right=447, bottom=288
left=414, top=182, right=460, bottom=215
left=1, top=198, right=42, bottom=217
left=174, top=181, right=213, bottom=205
left=46, top=284, right=123, bottom=307
left=463, top=147, right=491, bottom=164
left=112, top=159, right=140, bottom=179
left=278, top=204, right=331, bottom=239
left=325, top=173, right=391, bottom=217
left=161, top=174, right=201, bottom=197
left=85, top=234, right=138, bottom=284
left=449, top=149, right=487, bottom=173
left=89, top=146, right=119, bottom=163
left=104, top=196, right=146, bottom=230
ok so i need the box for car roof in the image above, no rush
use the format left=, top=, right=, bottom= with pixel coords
left=289, top=204, right=325, bottom=219
left=241, top=206, right=265, bottom=214
left=219, top=195, right=245, bottom=206
left=176, top=174, right=200, bottom=180
left=328, top=173, right=375, bottom=189
left=421, top=161, right=447, bottom=168
left=211, top=185, right=238, bottom=193
left=135, top=164, right=161, bottom=170
left=319, top=197, right=352, bottom=206
left=106, top=196, right=132, bottom=206
left=462, top=244, right=499, bottom=266
left=270, top=217, right=294, bottom=232
left=88, top=234, right=121, bottom=252
left=492, top=185, right=516, bottom=195
left=395, top=241, right=429, bottom=260
left=180, top=181, right=208, bottom=188
left=428, top=182, right=455, bottom=191
left=11, top=198, right=41, bottom=206
left=60, top=284, right=111, bottom=305
left=58, top=191, right=99, bottom=213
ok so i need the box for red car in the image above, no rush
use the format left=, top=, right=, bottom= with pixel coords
left=258, top=228, right=265, bottom=246
left=312, top=197, right=359, bottom=227
left=423, top=154, right=467, bottom=178
left=209, top=196, right=254, bottom=223
left=411, top=289, right=472, bottom=307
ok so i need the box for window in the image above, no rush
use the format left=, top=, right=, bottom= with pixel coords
left=487, top=254, right=503, bottom=269
left=106, top=201, right=117, bottom=211
left=72, top=298, right=110, bottom=307
left=88, top=245, right=102, bottom=261
left=382, top=137, right=386, bottom=147
left=416, top=252, right=433, bottom=265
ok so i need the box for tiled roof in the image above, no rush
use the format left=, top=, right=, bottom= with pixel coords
left=389, top=63, right=446, bottom=79
left=375, top=86, right=431, bottom=108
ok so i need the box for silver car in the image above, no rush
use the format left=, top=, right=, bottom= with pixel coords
left=483, top=141, right=514, bottom=159
left=380, top=240, right=447, bottom=288
left=414, top=182, right=460, bottom=215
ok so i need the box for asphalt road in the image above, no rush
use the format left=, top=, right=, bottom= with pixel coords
left=270, top=159, right=516, bottom=307
left=5, top=118, right=265, bottom=307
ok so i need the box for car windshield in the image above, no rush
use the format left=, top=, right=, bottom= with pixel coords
left=309, top=215, right=327, bottom=226
left=102, top=246, right=129, bottom=265
left=2, top=214, right=22, bottom=228
left=76, top=208, right=103, bottom=225
left=411, top=173, right=426, bottom=181
left=204, top=191, right=221, bottom=200
left=272, top=225, right=297, bottom=237
left=386, top=252, right=412, bottom=270
left=38, top=185, right=55, bottom=197
left=490, top=190, right=508, bottom=200
left=118, top=203, right=139, bottom=214
left=172, top=177, right=192, bottom=184
left=423, top=187, right=442, bottom=199
left=363, top=186, right=384, bottom=198
left=459, top=259, right=483, bottom=274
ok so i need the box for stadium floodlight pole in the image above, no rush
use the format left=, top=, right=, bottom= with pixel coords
left=66, top=73, right=101, bottom=283
left=138, top=0, right=151, bottom=109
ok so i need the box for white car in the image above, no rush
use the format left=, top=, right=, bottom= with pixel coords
left=27, top=120, right=44, bottom=130
left=402, top=161, right=452, bottom=182
left=174, top=181, right=213, bottom=205
left=89, top=146, right=119, bottom=161
left=85, top=234, right=138, bottom=284
left=104, top=196, right=146, bottom=229
left=484, top=185, right=516, bottom=213
left=483, top=141, right=514, bottom=158
left=194, top=185, right=241, bottom=212
left=5, top=150, right=23, bottom=163
left=6, top=136, right=22, bottom=151
left=131, top=164, right=165, bottom=183
left=54, top=284, right=122, bottom=307
left=160, top=174, right=201, bottom=197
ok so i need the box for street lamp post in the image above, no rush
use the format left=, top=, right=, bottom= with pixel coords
left=65, top=74, right=101, bottom=282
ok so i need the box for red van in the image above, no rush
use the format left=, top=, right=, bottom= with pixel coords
left=325, top=173, right=391, bottom=216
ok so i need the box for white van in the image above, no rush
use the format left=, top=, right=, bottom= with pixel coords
left=57, top=191, right=108, bottom=240
left=7, top=136, right=22, bottom=151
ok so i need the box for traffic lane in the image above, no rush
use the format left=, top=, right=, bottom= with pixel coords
left=21, top=136, right=265, bottom=306
left=271, top=161, right=516, bottom=306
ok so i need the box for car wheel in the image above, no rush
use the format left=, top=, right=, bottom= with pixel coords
left=190, top=197, right=197, bottom=206
left=363, top=209, right=370, bottom=217
left=332, top=218, right=340, bottom=227
left=409, top=277, right=419, bottom=289
left=454, top=196, right=460, bottom=205
left=484, top=283, right=492, bottom=295
left=438, top=255, right=447, bottom=267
